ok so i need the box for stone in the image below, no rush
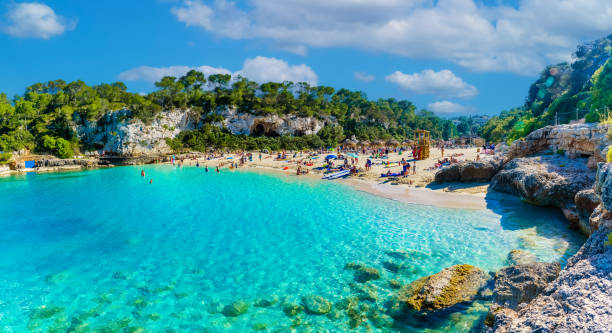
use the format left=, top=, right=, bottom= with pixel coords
left=344, top=262, right=381, bottom=282
left=506, top=250, right=537, bottom=266
left=301, top=295, right=332, bottom=315
left=222, top=300, right=249, bottom=317
left=575, top=189, right=600, bottom=234
left=252, top=323, right=268, bottom=331
left=397, top=264, right=491, bottom=312
left=493, top=262, right=561, bottom=309
left=494, top=226, right=612, bottom=332
left=254, top=295, right=278, bottom=307
left=434, top=156, right=504, bottom=183
left=349, top=283, right=378, bottom=302
left=282, top=302, right=303, bottom=317
left=30, top=305, right=64, bottom=320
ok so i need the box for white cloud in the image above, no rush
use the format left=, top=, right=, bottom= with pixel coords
left=427, top=101, right=476, bottom=116
left=354, top=72, right=375, bottom=82
left=170, top=0, right=612, bottom=75
left=385, top=69, right=478, bottom=99
left=3, top=2, right=74, bottom=39
left=118, top=56, right=317, bottom=85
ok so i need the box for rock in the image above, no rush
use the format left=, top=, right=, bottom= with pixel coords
left=282, top=302, right=303, bottom=317
left=369, top=309, right=394, bottom=328
left=397, top=264, right=490, bottom=312
left=349, top=282, right=378, bottom=301
left=506, top=250, right=537, bottom=266
left=216, top=106, right=325, bottom=137
left=494, top=226, right=612, bottom=332
left=222, top=300, right=249, bottom=317
left=252, top=323, right=268, bottom=331
left=575, top=189, right=601, bottom=234
left=344, top=262, right=381, bottom=283
left=493, top=262, right=561, bottom=309
left=491, top=155, right=595, bottom=208
left=434, top=156, right=504, bottom=183
left=596, top=162, right=612, bottom=211
left=389, top=279, right=402, bottom=289
left=254, top=295, right=279, bottom=307
left=301, top=295, right=332, bottom=315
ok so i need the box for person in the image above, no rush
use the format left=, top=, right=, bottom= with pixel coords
left=149, top=178, right=153, bottom=184
left=412, top=161, right=416, bottom=174
left=441, top=146, right=445, bottom=158
left=196, top=161, right=200, bottom=167
left=216, top=166, right=220, bottom=173
left=141, top=170, right=145, bottom=177
left=205, top=165, right=209, bottom=172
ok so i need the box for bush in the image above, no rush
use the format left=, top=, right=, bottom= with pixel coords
left=40, top=135, right=74, bottom=158
left=607, top=146, right=612, bottom=162
left=0, top=152, right=12, bottom=164
left=585, top=111, right=600, bottom=123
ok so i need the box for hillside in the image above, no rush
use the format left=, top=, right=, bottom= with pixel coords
left=480, top=35, right=612, bottom=143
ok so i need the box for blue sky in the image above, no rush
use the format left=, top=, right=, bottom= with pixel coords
left=1, top=0, right=611, bottom=117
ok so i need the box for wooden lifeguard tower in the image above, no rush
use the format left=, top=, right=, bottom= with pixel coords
left=414, top=130, right=430, bottom=160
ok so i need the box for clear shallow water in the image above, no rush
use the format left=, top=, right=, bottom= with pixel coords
left=0, top=166, right=584, bottom=332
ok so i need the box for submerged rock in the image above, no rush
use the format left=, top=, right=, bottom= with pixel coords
left=344, top=262, right=381, bottom=283
left=222, top=300, right=249, bottom=317
left=506, top=250, right=537, bottom=266
left=397, top=264, right=490, bottom=312
left=302, top=295, right=332, bottom=315
left=494, top=262, right=561, bottom=309
left=30, top=305, right=64, bottom=320
left=282, top=302, right=304, bottom=317
left=254, top=295, right=279, bottom=307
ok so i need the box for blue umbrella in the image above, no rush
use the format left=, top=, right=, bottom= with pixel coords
left=325, top=155, right=337, bottom=160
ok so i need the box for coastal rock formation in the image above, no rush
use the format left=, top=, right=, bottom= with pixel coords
left=491, top=155, right=595, bottom=208
left=493, top=163, right=612, bottom=332
left=215, top=107, right=325, bottom=137
left=78, top=109, right=200, bottom=155
left=505, top=123, right=611, bottom=163
left=574, top=189, right=601, bottom=234
left=493, top=262, right=561, bottom=309
left=434, top=156, right=504, bottom=183
left=396, top=264, right=490, bottom=312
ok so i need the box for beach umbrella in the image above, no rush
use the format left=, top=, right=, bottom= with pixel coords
left=347, top=153, right=359, bottom=158
left=372, top=140, right=385, bottom=147
left=325, top=155, right=337, bottom=160
left=387, top=139, right=400, bottom=147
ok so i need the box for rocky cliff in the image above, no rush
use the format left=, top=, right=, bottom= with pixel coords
left=76, top=108, right=326, bottom=156
left=491, top=163, right=612, bottom=332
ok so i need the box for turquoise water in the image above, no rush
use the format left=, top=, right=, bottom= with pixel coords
left=0, top=166, right=584, bottom=332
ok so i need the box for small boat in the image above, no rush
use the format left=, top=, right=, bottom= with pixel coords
left=323, top=169, right=350, bottom=180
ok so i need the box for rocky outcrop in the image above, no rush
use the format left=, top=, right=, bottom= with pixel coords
left=434, top=156, right=504, bottom=183
left=506, top=250, right=537, bottom=266
left=493, top=163, right=612, bottom=332
left=216, top=107, right=325, bottom=136
left=35, top=159, right=102, bottom=168
left=396, top=264, right=491, bottom=312
left=493, top=262, right=561, bottom=309
left=78, top=109, right=200, bottom=156
left=506, top=123, right=611, bottom=164
left=575, top=189, right=601, bottom=235
left=491, top=156, right=595, bottom=208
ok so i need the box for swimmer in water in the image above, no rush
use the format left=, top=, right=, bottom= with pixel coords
left=149, top=178, right=153, bottom=184
left=141, top=170, right=145, bottom=177
left=205, top=165, right=209, bottom=172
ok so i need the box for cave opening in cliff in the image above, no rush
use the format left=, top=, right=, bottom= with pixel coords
left=253, top=123, right=266, bottom=137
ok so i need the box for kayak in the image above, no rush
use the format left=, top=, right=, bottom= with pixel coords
left=323, top=170, right=350, bottom=180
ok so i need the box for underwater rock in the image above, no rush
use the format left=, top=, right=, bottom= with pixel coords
left=389, top=279, right=402, bottom=289
left=282, top=302, right=304, bottom=317
left=252, top=323, right=268, bottom=331
left=369, top=309, right=394, bottom=328
left=333, top=296, right=359, bottom=311
left=397, top=264, right=490, bottom=312
left=494, top=262, right=561, bottom=309
left=254, top=295, right=279, bottom=307
left=222, top=300, right=249, bottom=317
left=385, top=249, right=429, bottom=261
left=30, top=305, right=64, bottom=320
left=349, top=282, right=378, bottom=302
left=45, top=271, right=69, bottom=284
left=506, top=250, right=537, bottom=266
left=344, top=262, right=381, bottom=282
left=301, top=295, right=332, bottom=315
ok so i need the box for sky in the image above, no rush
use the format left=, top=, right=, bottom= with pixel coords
left=0, top=0, right=611, bottom=118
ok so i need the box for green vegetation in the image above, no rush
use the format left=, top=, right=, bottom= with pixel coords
left=0, top=71, right=463, bottom=158
left=0, top=152, right=11, bottom=164
left=480, top=35, right=612, bottom=144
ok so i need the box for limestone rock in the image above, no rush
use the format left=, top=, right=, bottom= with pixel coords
left=493, top=262, right=561, bottom=309
left=494, top=227, right=612, bottom=332
left=575, top=189, right=600, bottom=234
left=434, top=156, right=504, bottom=183
left=302, top=295, right=332, bottom=315
left=344, top=262, right=381, bottom=283
left=216, top=106, right=325, bottom=137
left=222, top=300, right=249, bottom=317
left=491, top=156, right=595, bottom=208
left=397, top=264, right=490, bottom=312
left=506, top=250, right=537, bottom=266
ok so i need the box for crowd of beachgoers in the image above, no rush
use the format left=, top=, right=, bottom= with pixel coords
left=155, top=143, right=498, bottom=188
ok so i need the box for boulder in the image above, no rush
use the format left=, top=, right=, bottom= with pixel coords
left=344, top=262, right=381, bottom=283
left=491, top=156, right=595, bottom=208
left=575, top=189, right=601, bottom=234
left=506, top=250, right=537, bottom=266
left=493, top=262, right=561, bottom=309
left=396, top=264, right=490, bottom=312
left=302, top=295, right=332, bottom=315
left=222, top=300, right=249, bottom=317
left=494, top=227, right=612, bottom=332
left=434, top=156, right=504, bottom=183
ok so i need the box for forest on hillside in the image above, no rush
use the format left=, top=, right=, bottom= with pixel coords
left=480, top=35, right=612, bottom=143
left=0, top=72, right=476, bottom=159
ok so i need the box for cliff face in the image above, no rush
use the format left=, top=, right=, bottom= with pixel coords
left=215, top=107, right=325, bottom=137
left=76, top=108, right=326, bottom=156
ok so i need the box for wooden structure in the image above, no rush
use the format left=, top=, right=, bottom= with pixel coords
left=414, top=130, right=430, bottom=160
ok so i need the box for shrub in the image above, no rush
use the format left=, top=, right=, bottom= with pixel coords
left=607, top=146, right=612, bottom=162
left=585, top=111, right=600, bottom=123
left=40, top=135, right=74, bottom=158
left=0, top=152, right=12, bottom=164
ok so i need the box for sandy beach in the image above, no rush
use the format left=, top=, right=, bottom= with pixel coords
left=174, top=146, right=490, bottom=210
